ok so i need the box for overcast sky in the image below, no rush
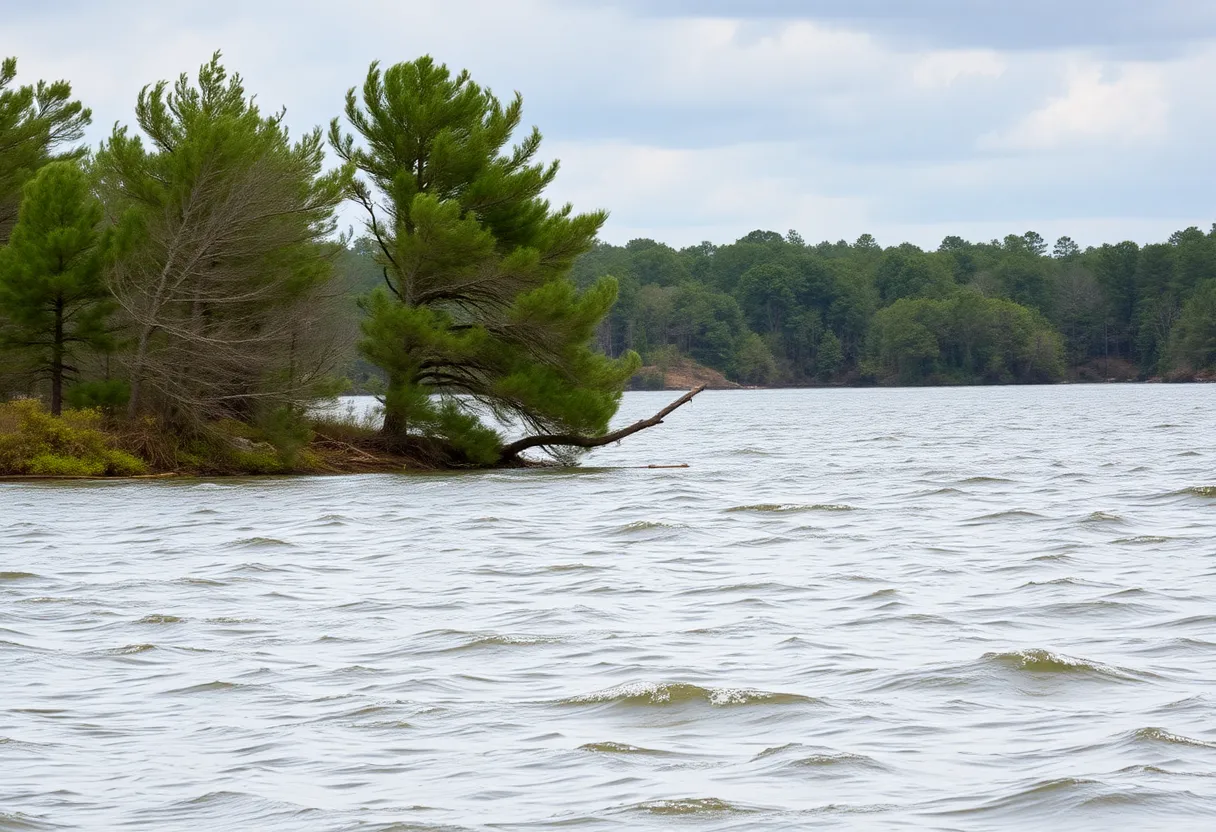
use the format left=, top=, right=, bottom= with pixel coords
left=5, top=0, right=1215, bottom=249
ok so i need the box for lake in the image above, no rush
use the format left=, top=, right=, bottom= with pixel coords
left=2, top=386, right=1215, bottom=831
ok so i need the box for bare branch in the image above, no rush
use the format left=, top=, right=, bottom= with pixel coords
left=497, top=385, right=706, bottom=463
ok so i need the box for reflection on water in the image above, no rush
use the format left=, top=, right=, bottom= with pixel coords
left=2, top=385, right=1216, bottom=830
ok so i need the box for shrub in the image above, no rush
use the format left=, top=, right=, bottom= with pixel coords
left=64, top=380, right=131, bottom=413
left=0, top=399, right=149, bottom=476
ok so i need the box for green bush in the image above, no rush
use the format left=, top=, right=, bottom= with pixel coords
left=65, top=380, right=131, bottom=413
left=0, top=398, right=148, bottom=476
left=256, top=406, right=313, bottom=468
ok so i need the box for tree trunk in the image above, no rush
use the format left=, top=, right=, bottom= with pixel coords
left=126, top=325, right=155, bottom=419
left=381, top=374, right=407, bottom=439
left=50, top=296, right=64, bottom=416
left=497, top=385, right=706, bottom=464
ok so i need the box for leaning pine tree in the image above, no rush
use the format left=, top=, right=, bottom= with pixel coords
left=329, top=57, right=645, bottom=465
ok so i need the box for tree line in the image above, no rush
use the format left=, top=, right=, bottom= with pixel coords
left=0, top=53, right=641, bottom=468
left=565, top=228, right=1216, bottom=386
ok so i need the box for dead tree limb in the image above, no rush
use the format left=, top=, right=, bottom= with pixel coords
left=497, top=385, right=707, bottom=463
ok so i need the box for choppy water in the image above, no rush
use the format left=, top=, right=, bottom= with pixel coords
left=3, top=386, right=1216, bottom=831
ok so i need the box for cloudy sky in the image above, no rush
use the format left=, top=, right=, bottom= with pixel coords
left=5, top=0, right=1215, bottom=249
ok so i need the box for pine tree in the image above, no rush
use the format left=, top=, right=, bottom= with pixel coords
left=93, top=53, right=351, bottom=425
left=329, top=56, right=639, bottom=464
left=0, top=58, right=91, bottom=245
left=0, top=161, right=114, bottom=415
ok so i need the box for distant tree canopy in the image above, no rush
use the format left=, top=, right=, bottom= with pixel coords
left=570, top=226, right=1216, bottom=385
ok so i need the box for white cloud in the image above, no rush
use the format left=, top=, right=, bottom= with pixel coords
left=1, top=0, right=1213, bottom=249
left=912, top=49, right=1007, bottom=89
left=983, top=62, right=1169, bottom=150
left=546, top=140, right=869, bottom=246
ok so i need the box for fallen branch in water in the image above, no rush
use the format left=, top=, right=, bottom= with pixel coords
left=497, top=385, right=707, bottom=464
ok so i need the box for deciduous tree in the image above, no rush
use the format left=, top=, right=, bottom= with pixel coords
left=94, top=53, right=350, bottom=426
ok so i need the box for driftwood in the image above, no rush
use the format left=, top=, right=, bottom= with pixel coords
left=497, top=385, right=707, bottom=463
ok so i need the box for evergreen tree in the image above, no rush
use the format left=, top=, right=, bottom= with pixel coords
left=94, top=53, right=350, bottom=425
left=0, top=58, right=91, bottom=244
left=816, top=330, right=843, bottom=380
left=0, top=161, right=113, bottom=414
left=1167, top=279, right=1216, bottom=373
left=330, top=56, right=639, bottom=463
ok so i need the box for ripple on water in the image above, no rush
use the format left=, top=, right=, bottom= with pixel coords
left=725, top=503, right=856, bottom=513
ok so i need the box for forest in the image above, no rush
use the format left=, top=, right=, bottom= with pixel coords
left=1, top=53, right=1214, bottom=476
left=567, top=228, right=1216, bottom=388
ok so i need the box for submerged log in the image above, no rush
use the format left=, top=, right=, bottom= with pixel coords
left=496, top=385, right=707, bottom=464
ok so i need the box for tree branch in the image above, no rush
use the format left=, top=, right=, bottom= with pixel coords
left=496, top=385, right=706, bottom=463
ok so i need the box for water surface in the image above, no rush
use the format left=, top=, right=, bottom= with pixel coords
left=3, top=386, right=1216, bottom=830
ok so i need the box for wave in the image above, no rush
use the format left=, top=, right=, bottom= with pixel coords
left=627, top=797, right=753, bottom=815
left=458, top=633, right=561, bottom=650
left=754, top=743, right=885, bottom=771
left=225, top=537, right=293, bottom=548
left=176, top=577, right=225, bottom=586
left=0, top=810, right=63, bottom=831
left=542, top=563, right=600, bottom=573
left=99, top=644, right=157, bottom=655
left=0, top=571, right=37, bottom=581
left=1113, top=535, right=1173, bottom=544
left=578, top=741, right=665, bottom=754
left=615, top=520, right=686, bottom=533
left=968, top=510, right=1044, bottom=521
left=137, top=614, right=182, bottom=624
left=561, top=681, right=816, bottom=707
left=1182, top=486, right=1216, bottom=497
left=983, top=649, right=1142, bottom=680
left=166, top=681, right=244, bottom=694
left=1081, top=511, right=1124, bottom=523
left=940, top=777, right=1100, bottom=817
left=726, top=503, right=856, bottom=513
left=1130, top=727, right=1216, bottom=748
left=918, top=486, right=963, bottom=496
